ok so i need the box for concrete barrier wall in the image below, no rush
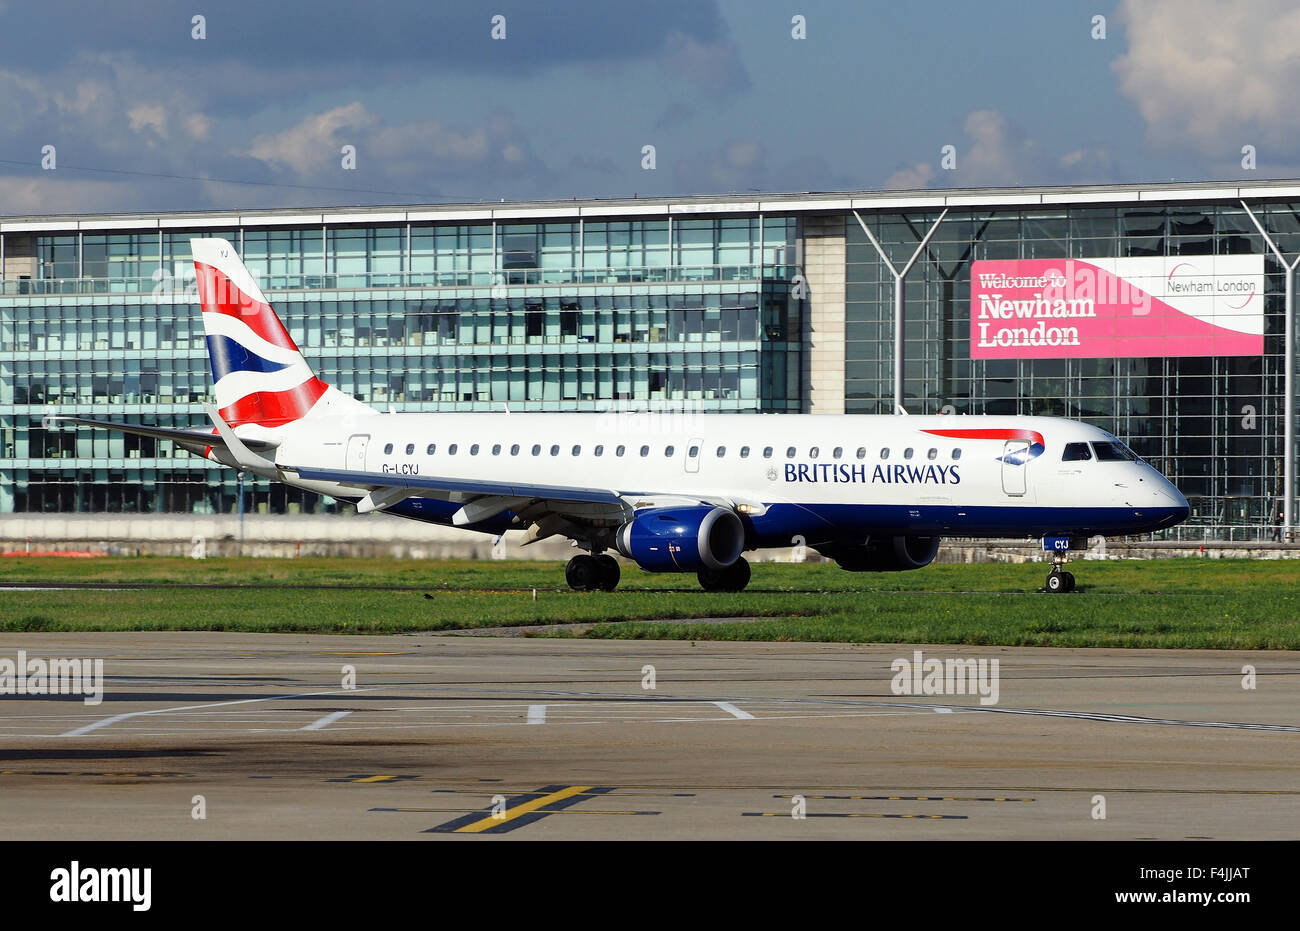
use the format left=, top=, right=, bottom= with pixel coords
left=4, top=513, right=1300, bottom=562
left=0, top=513, right=574, bottom=560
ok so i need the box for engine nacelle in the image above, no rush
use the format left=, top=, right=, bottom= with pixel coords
left=615, top=506, right=746, bottom=573
left=815, top=535, right=941, bottom=572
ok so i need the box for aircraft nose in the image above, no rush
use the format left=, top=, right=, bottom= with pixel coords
left=1152, top=479, right=1190, bottom=522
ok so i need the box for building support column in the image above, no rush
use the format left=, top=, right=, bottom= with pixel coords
left=1243, top=200, right=1299, bottom=542
left=800, top=214, right=846, bottom=414
left=852, top=209, right=947, bottom=413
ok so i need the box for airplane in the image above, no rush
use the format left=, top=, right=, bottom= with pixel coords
left=49, top=238, right=1191, bottom=594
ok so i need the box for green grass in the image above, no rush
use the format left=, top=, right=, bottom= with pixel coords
left=0, top=556, right=1297, bottom=649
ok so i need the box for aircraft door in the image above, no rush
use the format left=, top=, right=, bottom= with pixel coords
left=1001, top=440, right=1028, bottom=496
left=346, top=434, right=370, bottom=471
left=685, top=437, right=703, bottom=473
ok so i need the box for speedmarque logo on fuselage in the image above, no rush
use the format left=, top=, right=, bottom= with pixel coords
left=783, top=463, right=960, bottom=485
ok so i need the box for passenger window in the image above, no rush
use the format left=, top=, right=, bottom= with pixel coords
left=448, top=444, right=458, bottom=455
left=763, top=447, right=773, bottom=458
left=426, top=444, right=436, bottom=455
left=531, top=444, right=541, bottom=456
left=405, top=443, right=414, bottom=455
left=856, top=447, right=866, bottom=459
left=510, top=444, right=520, bottom=456
left=571, top=445, right=581, bottom=456
left=952, top=449, right=962, bottom=460
left=880, top=448, right=890, bottom=459
left=786, top=446, right=796, bottom=458
left=550, top=445, right=560, bottom=456
left=927, top=448, right=937, bottom=460
left=594, top=445, right=603, bottom=456
left=383, top=443, right=393, bottom=454
left=809, top=447, right=819, bottom=459
left=833, top=447, right=843, bottom=459
left=665, top=445, right=675, bottom=456
left=716, top=446, right=726, bottom=457
left=689, top=445, right=700, bottom=457
left=492, top=444, right=501, bottom=456
left=470, top=444, right=479, bottom=455
left=616, top=445, right=626, bottom=456
left=904, top=448, right=914, bottom=459
left=740, top=446, right=750, bottom=458
left=1062, top=442, right=1093, bottom=462
left=640, top=445, right=649, bottom=457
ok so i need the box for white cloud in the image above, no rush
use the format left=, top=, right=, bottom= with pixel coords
left=127, top=104, right=167, bottom=139
left=249, top=102, right=377, bottom=175
left=53, top=79, right=111, bottom=117
left=184, top=113, right=214, bottom=142
left=956, top=109, right=1040, bottom=186
left=1113, top=0, right=1300, bottom=153
left=885, top=110, right=1119, bottom=190
left=883, top=162, right=934, bottom=190
left=246, top=102, right=546, bottom=193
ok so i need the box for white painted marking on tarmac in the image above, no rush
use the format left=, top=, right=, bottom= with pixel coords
left=301, top=711, right=352, bottom=731
left=712, top=701, right=754, bottom=720
left=527, top=704, right=547, bottom=725
left=59, top=688, right=378, bottom=737
left=934, top=708, right=954, bottom=713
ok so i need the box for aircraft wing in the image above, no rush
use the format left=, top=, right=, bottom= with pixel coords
left=283, top=463, right=718, bottom=545
left=43, top=415, right=277, bottom=453
left=286, top=464, right=626, bottom=507
left=284, top=463, right=634, bottom=543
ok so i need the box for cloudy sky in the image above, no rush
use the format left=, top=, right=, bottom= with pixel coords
left=1, top=0, right=1298, bottom=215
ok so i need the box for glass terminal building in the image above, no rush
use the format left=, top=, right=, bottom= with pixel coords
left=3, top=180, right=1299, bottom=539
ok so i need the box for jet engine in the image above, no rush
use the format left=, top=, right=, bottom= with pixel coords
left=815, top=535, right=941, bottom=572
left=615, top=506, right=746, bottom=572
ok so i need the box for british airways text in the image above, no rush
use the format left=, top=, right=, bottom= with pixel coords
left=783, top=463, right=961, bottom=485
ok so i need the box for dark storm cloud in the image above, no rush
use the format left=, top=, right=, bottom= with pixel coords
left=0, top=0, right=730, bottom=75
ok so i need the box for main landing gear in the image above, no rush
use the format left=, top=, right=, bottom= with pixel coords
left=697, top=557, right=751, bottom=593
left=565, top=553, right=621, bottom=592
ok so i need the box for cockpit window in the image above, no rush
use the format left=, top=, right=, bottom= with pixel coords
left=1062, top=442, right=1092, bottom=462
left=1091, top=441, right=1138, bottom=462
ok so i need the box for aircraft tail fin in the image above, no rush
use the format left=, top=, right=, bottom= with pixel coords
left=190, top=238, right=371, bottom=427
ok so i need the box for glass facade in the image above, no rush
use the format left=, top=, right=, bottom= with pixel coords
left=0, top=214, right=803, bottom=514
left=846, top=201, right=1299, bottom=536
left=4, top=188, right=1298, bottom=538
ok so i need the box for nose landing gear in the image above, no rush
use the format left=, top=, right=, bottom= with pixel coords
left=1046, top=561, right=1076, bottom=593
left=1042, top=535, right=1084, bottom=593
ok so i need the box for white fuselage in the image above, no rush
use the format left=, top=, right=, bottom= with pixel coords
left=232, top=412, right=1189, bottom=547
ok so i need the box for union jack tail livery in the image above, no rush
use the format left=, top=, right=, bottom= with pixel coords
left=191, top=238, right=367, bottom=428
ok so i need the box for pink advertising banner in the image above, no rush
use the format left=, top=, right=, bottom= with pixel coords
left=969, top=256, right=1264, bottom=359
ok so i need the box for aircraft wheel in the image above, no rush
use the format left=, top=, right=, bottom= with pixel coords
left=698, top=557, right=750, bottom=593
left=594, top=554, right=621, bottom=592
left=565, top=554, right=601, bottom=591
left=1062, top=571, right=1076, bottom=592
left=1046, top=569, right=1067, bottom=593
